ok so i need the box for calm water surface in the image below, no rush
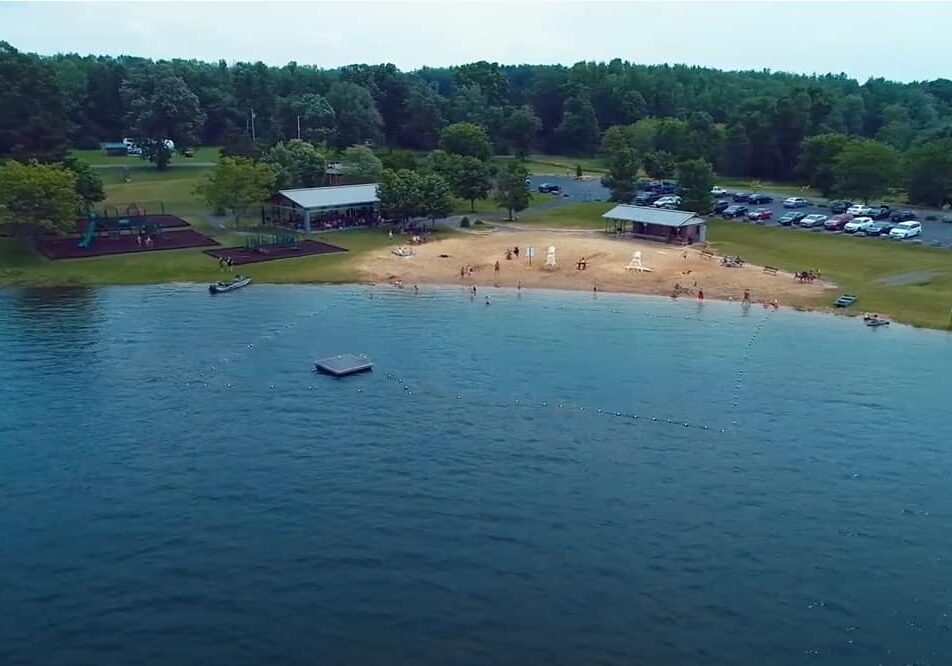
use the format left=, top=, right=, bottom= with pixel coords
left=2, top=284, right=952, bottom=665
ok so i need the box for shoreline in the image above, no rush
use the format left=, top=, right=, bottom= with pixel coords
left=5, top=275, right=936, bottom=332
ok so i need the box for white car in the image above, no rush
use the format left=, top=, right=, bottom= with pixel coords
left=653, top=196, right=682, bottom=209
left=783, top=197, right=809, bottom=208
left=711, top=186, right=729, bottom=196
left=843, top=216, right=874, bottom=233
left=889, top=221, right=922, bottom=239
left=847, top=204, right=873, bottom=216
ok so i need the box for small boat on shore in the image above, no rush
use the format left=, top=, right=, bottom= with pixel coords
left=209, top=275, right=252, bottom=294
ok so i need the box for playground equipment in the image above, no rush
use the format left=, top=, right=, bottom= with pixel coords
left=78, top=214, right=97, bottom=249
left=625, top=250, right=652, bottom=272
left=244, top=233, right=299, bottom=252
left=544, top=245, right=557, bottom=270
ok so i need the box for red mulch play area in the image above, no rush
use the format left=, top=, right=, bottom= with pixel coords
left=36, top=229, right=219, bottom=260
left=204, top=240, right=348, bottom=265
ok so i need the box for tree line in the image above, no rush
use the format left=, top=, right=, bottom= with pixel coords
left=6, top=39, right=952, bottom=205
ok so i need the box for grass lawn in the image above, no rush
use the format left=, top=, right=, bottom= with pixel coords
left=708, top=221, right=952, bottom=329
left=522, top=153, right=607, bottom=176
left=71, top=145, right=221, bottom=166
left=0, top=228, right=404, bottom=288
left=101, top=168, right=212, bottom=216
left=517, top=202, right=615, bottom=229
left=713, top=175, right=819, bottom=199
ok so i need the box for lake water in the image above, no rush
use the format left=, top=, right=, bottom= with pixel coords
left=2, top=284, right=952, bottom=666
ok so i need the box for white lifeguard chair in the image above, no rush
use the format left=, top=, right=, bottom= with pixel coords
left=625, top=250, right=652, bottom=272
left=544, top=245, right=557, bottom=270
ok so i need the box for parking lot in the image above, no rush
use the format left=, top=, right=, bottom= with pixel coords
left=528, top=174, right=952, bottom=247
left=710, top=192, right=952, bottom=247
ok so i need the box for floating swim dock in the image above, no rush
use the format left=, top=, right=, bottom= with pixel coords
left=314, top=354, right=373, bottom=377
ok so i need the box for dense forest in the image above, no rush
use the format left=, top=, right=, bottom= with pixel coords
left=5, top=40, right=952, bottom=206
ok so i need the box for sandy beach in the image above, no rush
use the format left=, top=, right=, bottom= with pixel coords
left=355, top=228, right=836, bottom=305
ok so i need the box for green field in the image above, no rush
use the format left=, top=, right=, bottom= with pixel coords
left=522, top=153, right=608, bottom=176
left=707, top=222, right=952, bottom=329
left=518, top=202, right=614, bottom=228
left=71, top=145, right=221, bottom=166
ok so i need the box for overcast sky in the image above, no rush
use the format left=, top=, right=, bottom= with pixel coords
left=2, top=1, right=948, bottom=82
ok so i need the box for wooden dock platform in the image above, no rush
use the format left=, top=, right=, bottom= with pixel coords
left=315, top=354, right=373, bottom=377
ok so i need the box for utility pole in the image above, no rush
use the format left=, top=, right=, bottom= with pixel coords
left=250, top=108, right=257, bottom=144
left=297, top=115, right=301, bottom=140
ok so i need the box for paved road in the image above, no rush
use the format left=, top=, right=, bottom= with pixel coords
left=529, top=174, right=952, bottom=247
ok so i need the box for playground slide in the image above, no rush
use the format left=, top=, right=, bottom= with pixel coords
left=79, top=219, right=96, bottom=249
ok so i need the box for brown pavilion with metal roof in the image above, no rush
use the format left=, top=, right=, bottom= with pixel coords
left=602, top=204, right=707, bottom=244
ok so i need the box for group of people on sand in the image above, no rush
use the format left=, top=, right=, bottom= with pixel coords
left=460, top=264, right=476, bottom=279
left=504, top=246, right=520, bottom=260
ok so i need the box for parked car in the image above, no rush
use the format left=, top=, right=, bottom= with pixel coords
left=747, top=208, right=773, bottom=222
left=732, top=192, right=752, bottom=202
left=847, top=204, right=873, bottom=216
left=824, top=214, right=854, bottom=231
left=783, top=197, right=809, bottom=208
left=644, top=180, right=678, bottom=194
left=866, top=220, right=896, bottom=236
left=538, top=183, right=561, bottom=194
left=891, top=210, right=918, bottom=222
left=799, top=214, right=828, bottom=228
left=867, top=205, right=891, bottom=220
left=830, top=200, right=852, bottom=214
left=653, top=195, right=682, bottom=209
left=778, top=211, right=806, bottom=226
left=843, top=216, right=874, bottom=233
left=747, top=193, right=774, bottom=205
left=722, top=205, right=749, bottom=219
left=711, top=186, right=729, bottom=196
left=889, top=221, right=922, bottom=239
left=634, top=192, right=660, bottom=205
left=712, top=199, right=731, bottom=214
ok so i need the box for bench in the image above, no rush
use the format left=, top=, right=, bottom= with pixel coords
left=763, top=265, right=779, bottom=275
left=700, top=250, right=716, bottom=260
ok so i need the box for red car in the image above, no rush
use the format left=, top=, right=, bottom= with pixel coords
left=747, top=208, right=773, bottom=223
left=823, top=213, right=853, bottom=231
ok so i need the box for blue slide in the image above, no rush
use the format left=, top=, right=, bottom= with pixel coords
left=79, top=218, right=96, bottom=248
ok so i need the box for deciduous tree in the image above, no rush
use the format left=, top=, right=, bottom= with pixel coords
left=263, top=139, right=326, bottom=189
left=906, top=138, right=952, bottom=207
left=439, top=122, right=492, bottom=160
left=832, top=139, right=903, bottom=203
left=121, top=67, right=206, bottom=170
left=451, top=156, right=492, bottom=211
left=195, top=157, right=276, bottom=226
left=556, top=92, right=600, bottom=155
left=326, top=81, right=383, bottom=148
left=644, top=150, right=676, bottom=179
left=494, top=160, right=530, bottom=221
left=797, top=133, right=849, bottom=196
left=61, top=155, right=105, bottom=211
left=0, top=160, right=80, bottom=235
left=504, top=106, right=541, bottom=158
left=676, top=159, right=715, bottom=214
left=418, top=171, right=453, bottom=221
left=341, top=145, right=383, bottom=181
left=603, top=149, right=640, bottom=202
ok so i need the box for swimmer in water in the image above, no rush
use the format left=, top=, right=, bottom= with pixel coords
left=485, top=296, right=491, bottom=305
